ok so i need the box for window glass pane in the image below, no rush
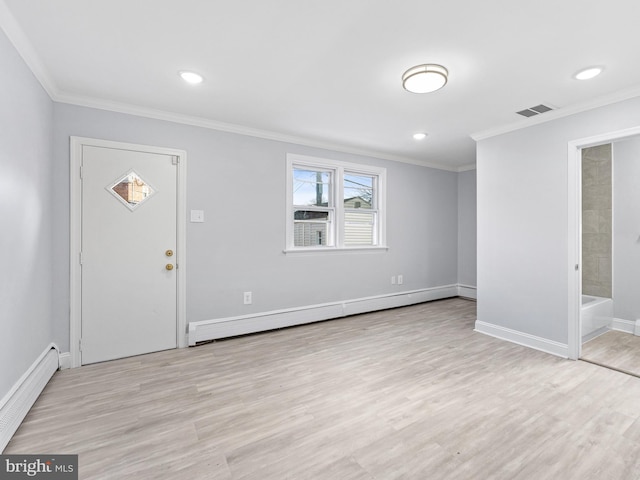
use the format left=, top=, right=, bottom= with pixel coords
left=344, top=173, right=373, bottom=209
left=294, top=210, right=330, bottom=246
left=108, top=170, right=155, bottom=211
left=294, top=210, right=329, bottom=221
left=293, top=169, right=331, bottom=206
left=344, top=211, right=375, bottom=245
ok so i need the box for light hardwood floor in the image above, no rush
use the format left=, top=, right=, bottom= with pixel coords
left=582, top=330, right=640, bottom=378
left=6, top=298, right=640, bottom=479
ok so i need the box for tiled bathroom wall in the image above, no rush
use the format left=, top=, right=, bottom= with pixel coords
left=582, top=144, right=612, bottom=298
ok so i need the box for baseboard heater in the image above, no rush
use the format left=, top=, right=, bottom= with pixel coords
left=0, top=344, right=59, bottom=452
left=189, top=285, right=464, bottom=346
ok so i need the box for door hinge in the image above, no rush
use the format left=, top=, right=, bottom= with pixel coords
left=172, top=156, right=179, bottom=165
left=79, top=252, right=83, bottom=265
left=575, top=264, right=579, bottom=271
left=79, top=338, right=83, bottom=352
left=80, top=165, right=83, bottom=179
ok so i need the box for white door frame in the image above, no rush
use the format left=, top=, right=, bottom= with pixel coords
left=567, top=125, right=640, bottom=360
left=70, top=136, right=187, bottom=368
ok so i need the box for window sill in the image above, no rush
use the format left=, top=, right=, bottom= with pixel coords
left=283, top=245, right=389, bottom=255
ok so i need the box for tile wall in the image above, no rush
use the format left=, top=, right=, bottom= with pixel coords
left=582, top=144, right=612, bottom=298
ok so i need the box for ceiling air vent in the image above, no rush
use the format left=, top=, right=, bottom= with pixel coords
left=516, top=104, right=554, bottom=117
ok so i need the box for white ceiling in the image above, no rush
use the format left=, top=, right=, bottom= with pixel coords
left=3, top=0, right=640, bottom=170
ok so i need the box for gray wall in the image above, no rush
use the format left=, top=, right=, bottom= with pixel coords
left=457, top=169, right=476, bottom=287
left=52, top=103, right=461, bottom=351
left=613, top=136, right=640, bottom=321
left=477, top=96, right=640, bottom=345
left=1, top=14, right=476, bottom=409
left=0, top=29, right=54, bottom=398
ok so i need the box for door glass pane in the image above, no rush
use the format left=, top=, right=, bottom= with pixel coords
left=344, top=211, right=375, bottom=245
left=344, top=173, right=373, bottom=209
left=293, top=169, right=331, bottom=206
left=107, top=171, right=155, bottom=211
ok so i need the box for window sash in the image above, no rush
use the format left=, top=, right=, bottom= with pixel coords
left=293, top=207, right=334, bottom=247
left=343, top=210, right=377, bottom=246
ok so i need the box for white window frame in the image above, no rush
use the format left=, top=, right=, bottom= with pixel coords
left=286, top=153, right=387, bottom=253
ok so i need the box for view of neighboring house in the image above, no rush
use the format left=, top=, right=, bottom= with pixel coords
left=294, top=196, right=374, bottom=246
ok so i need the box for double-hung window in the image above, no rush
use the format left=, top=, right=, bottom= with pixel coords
left=286, top=154, right=386, bottom=251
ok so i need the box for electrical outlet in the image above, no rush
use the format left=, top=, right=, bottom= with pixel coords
left=391, top=276, right=396, bottom=285
left=398, top=275, right=403, bottom=285
left=243, top=291, right=252, bottom=305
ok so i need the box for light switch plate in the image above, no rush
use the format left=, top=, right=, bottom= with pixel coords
left=190, top=210, right=205, bottom=223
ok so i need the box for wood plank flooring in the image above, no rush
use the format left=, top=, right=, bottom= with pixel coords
left=6, top=298, right=640, bottom=479
left=582, top=330, right=640, bottom=377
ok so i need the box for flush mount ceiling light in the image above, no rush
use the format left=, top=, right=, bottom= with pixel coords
left=574, top=67, right=603, bottom=80
left=179, top=71, right=204, bottom=84
left=402, top=64, right=448, bottom=93
left=413, top=133, right=428, bottom=140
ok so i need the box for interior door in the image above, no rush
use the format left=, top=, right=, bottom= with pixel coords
left=81, top=145, right=178, bottom=364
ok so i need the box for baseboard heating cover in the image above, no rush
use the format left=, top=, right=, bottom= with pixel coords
left=189, top=284, right=460, bottom=346
left=0, top=344, right=59, bottom=452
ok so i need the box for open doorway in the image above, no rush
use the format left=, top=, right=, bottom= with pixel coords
left=568, top=128, right=640, bottom=376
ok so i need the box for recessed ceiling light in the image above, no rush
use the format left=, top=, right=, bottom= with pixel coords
left=179, top=71, right=204, bottom=84
left=402, top=64, right=448, bottom=93
left=574, top=67, right=603, bottom=80
left=413, top=133, right=427, bottom=140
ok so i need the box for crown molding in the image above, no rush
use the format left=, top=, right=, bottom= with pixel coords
left=471, top=85, right=640, bottom=141
left=0, top=0, right=59, bottom=98
left=55, top=91, right=462, bottom=172
left=0, top=0, right=463, bottom=174
left=456, top=163, right=476, bottom=172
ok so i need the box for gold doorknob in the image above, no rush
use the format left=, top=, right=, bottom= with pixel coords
left=165, top=250, right=173, bottom=257
left=166, top=264, right=174, bottom=271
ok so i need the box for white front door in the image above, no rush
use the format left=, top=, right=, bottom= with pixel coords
left=80, top=144, right=178, bottom=364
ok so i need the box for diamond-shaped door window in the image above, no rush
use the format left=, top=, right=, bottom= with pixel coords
left=107, top=171, right=156, bottom=211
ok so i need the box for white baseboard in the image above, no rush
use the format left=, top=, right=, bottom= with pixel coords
left=58, top=352, right=71, bottom=370
left=457, top=284, right=477, bottom=300
left=189, top=285, right=460, bottom=345
left=474, top=321, right=569, bottom=358
left=611, top=318, right=637, bottom=335
left=0, top=344, right=59, bottom=452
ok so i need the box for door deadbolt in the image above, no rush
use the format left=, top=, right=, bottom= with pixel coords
left=166, top=264, right=174, bottom=271
left=165, top=249, right=174, bottom=257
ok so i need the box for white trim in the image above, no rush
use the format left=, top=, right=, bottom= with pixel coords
left=283, top=246, right=389, bottom=255
left=0, top=344, right=59, bottom=452
left=55, top=92, right=462, bottom=172
left=188, top=285, right=460, bottom=346
left=57, top=352, right=71, bottom=370
left=286, top=153, right=387, bottom=252
left=611, top=318, right=636, bottom=335
left=474, top=321, right=569, bottom=358
left=567, top=139, right=582, bottom=360
left=0, top=1, right=59, bottom=99
left=0, top=1, right=474, bottom=173
left=457, top=164, right=477, bottom=172
left=472, top=86, right=640, bottom=141
left=457, top=284, right=477, bottom=299
left=70, top=137, right=187, bottom=368
left=567, top=125, right=640, bottom=360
